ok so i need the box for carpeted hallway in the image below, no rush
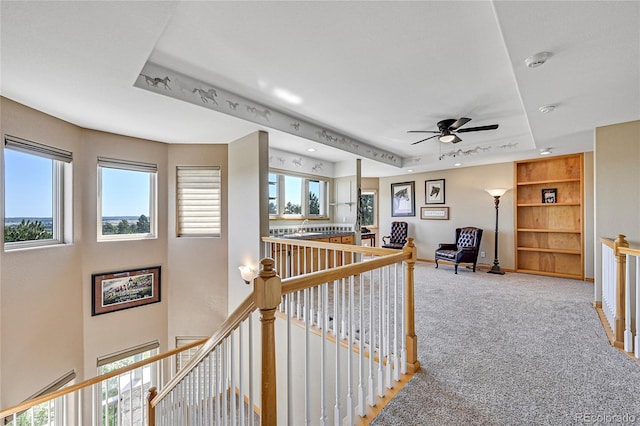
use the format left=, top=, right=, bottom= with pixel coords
left=372, top=262, right=640, bottom=425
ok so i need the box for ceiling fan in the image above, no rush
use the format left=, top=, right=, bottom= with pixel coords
left=408, top=117, right=499, bottom=145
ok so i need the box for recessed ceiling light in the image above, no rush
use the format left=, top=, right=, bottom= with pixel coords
left=525, top=51, right=551, bottom=68
left=538, top=104, right=556, bottom=114
left=539, top=148, right=552, bottom=155
left=273, top=87, right=302, bottom=105
left=454, top=162, right=462, bottom=167
left=407, top=169, right=414, bottom=173
left=306, top=148, right=316, bottom=152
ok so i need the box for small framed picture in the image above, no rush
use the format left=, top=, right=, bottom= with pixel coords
left=425, top=179, right=445, bottom=204
left=542, top=188, right=557, bottom=204
left=421, top=206, right=449, bottom=220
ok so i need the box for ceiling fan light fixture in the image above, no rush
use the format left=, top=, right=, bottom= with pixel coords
left=439, top=131, right=456, bottom=143
left=525, top=51, right=551, bottom=68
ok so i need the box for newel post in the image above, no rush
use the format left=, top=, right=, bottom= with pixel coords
left=147, top=387, right=157, bottom=426
left=254, top=258, right=282, bottom=426
left=403, top=238, right=421, bottom=373
left=613, top=234, right=629, bottom=347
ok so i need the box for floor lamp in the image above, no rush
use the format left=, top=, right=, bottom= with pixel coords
left=485, top=188, right=509, bottom=275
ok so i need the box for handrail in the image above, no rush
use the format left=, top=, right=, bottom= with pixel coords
left=600, top=237, right=616, bottom=249
left=0, top=337, right=208, bottom=419
left=618, top=246, right=640, bottom=256
left=263, top=236, right=397, bottom=256
left=151, top=293, right=257, bottom=407
left=281, top=250, right=410, bottom=295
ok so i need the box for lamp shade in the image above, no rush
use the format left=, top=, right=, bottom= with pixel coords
left=486, top=188, right=508, bottom=197
left=439, top=133, right=456, bottom=143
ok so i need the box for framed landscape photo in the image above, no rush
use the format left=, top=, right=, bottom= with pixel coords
left=391, top=181, right=415, bottom=217
left=542, top=188, right=557, bottom=204
left=92, top=266, right=161, bottom=316
left=425, top=179, right=445, bottom=204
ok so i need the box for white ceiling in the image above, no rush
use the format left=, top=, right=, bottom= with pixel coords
left=2, top=1, right=638, bottom=177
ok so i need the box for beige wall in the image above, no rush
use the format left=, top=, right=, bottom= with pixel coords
left=227, top=131, right=269, bottom=311
left=379, top=162, right=516, bottom=270
left=0, top=98, right=231, bottom=407
left=1, top=98, right=84, bottom=406
left=594, top=120, right=640, bottom=299
left=166, top=144, right=229, bottom=345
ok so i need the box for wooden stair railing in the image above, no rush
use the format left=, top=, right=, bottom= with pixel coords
left=0, top=338, right=208, bottom=424
left=598, top=234, right=640, bottom=361
left=151, top=238, right=419, bottom=425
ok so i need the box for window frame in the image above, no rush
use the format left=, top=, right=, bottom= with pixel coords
left=268, top=169, right=329, bottom=220
left=3, top=135, right=71, bottom=251
left=97, top=157, right=157, bottom=242
left=360, top=190, right=378, bottom=228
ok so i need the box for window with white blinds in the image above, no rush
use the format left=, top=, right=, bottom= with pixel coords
left=177, top=166, right=221, bottom=237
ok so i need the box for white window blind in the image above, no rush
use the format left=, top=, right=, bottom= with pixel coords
left=5, top=135, right=72, bottom=163
left=177, top=166, right=221, bottom=237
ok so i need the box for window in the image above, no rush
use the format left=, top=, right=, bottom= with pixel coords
left=4, top=135, right=71, bottom=250
left=361, top=190, right=377, bottom=227
left=269, top=171, right=328, bottom=219
left=97, top=341, right=159, bottom=426
left=98, top=157, right=157, bottom=241
left=176, top=166, right=221, bottom=237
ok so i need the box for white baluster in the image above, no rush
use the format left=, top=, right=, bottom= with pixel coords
left=215, top=347, right=221, bottom=426
left=636, top=257, right=640, bottom=359
left=358, top=273, right=366, bottom=417
left=320, top=283, right=328, bottom=426
left=392, top=263, right=400, bottom=382
left=368, top=268, right=376, bottom=407
left=345, top=275, right=354, bottom=425
left=377, top=268, right=384, bottom=397
left=249, top=315, right=255, bottom=426
left=334, top=279, right=342, bottom=425
left=625, top=254, right=634, bottom=352
left=305, top=288, right=311, bottom=425
left=287, top=293, right=294, bottom=425
left=230, top=331, right=236, bottom=426
left=239, top=322, right=245, bottom=426
left=400, top=262, right=407, bottom=375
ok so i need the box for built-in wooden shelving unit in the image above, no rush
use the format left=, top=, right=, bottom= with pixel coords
left=515, top=154, right=584, bottom=280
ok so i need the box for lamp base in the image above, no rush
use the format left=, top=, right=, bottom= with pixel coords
left=487, top=262, right=505, bottom=275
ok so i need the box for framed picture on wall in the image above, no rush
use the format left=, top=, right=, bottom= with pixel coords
left=92, top=266, right=161, bottom=316
left=425, top=179, right=445, bottom=204
left=391, top=181, right=415, bottom=217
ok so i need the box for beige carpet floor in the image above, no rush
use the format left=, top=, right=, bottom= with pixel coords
left=371, top=262, right=640, bottom=425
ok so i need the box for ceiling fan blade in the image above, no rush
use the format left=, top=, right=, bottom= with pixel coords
left=451, top=135, right=462, bottom=143
left=449, top=117, right=472, bottom=130
left=411, top=134, right=440, bottom=145
left=407, top=130, right=439, bottom=133
left=456, top=124, right=499, bottom=133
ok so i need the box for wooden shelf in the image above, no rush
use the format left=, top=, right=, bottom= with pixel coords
left=517, top=228, right=581, bottom=233
left=517, top=178, right=581, bottom=186
left=517, top=203, right=581, bottom=207
left=517, top=247, right=581, bottom=255
left=515, top=154, right=584, bottom=280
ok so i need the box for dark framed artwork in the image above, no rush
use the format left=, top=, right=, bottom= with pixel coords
left=425, top=179, right=445, bottom=204
left=391, top=181, right=415, bottom=217
left=92, top=266, right=161, bottom=316
left=542, top=188, right=557, bottom=203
